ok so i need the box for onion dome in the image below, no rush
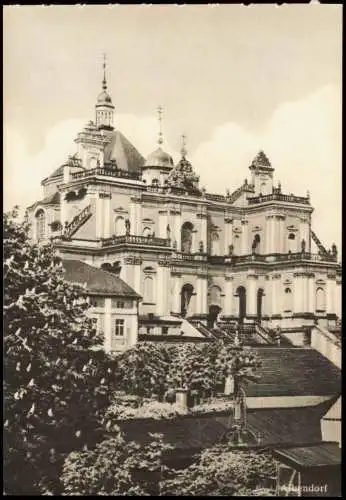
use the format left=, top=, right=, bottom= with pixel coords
left=97, top=89, right=112, bottom=105
left=144, top=147, right=174, bottom=170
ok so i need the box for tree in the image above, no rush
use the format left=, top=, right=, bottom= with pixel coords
left=3, top=208, right=117, bottom=494
left=61, top=428, right=172, bottom=495
left=161, top=445, right=277, bottom=496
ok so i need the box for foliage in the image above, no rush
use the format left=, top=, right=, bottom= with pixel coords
left=61, top=428, right=173, bottom=496
left=161, top=445, right=277, bottom=496
left=3, top=207, right=117, bottom=495
left=114, top=341, right=261, bottom=400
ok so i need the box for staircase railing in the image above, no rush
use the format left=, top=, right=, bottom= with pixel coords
left=310, top=324, right=341, bottom=369
left=63, top=204, right=92, bottom=239
left=255, top=323, right=275, bottom=344
left=311, top=230, right=329, bottom=257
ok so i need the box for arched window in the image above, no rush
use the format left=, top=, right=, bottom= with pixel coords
left=316, top=287, right=326, bottom=312
left=152, top=178, right=159, bottom=187
left=181, top=222, right=194, bottom=254
left=211, top=228, right=221, bottom=256
left=114, top=216, right=126, bottom=236
left=143, top=227, right=151, bottom=237
left=284, top=287, right=293, bottom=312
left=252, top=233, right=261, bottom=253
left=35, top=209, right=46, bottom=242
left=288, top=233, right=296, bottom=253
left=144, top=277, right=154, bottom=303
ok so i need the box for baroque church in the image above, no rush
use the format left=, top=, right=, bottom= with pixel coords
left=26, top=61, right=342, bottom=353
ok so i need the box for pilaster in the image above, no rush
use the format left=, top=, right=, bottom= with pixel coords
left=104, top=298, right=112, bottom=353
left=241, top=220, right=249, bottom=255
left=247, top=273, right=258, bottom=316
left=224, top=276, right=234, bottom=315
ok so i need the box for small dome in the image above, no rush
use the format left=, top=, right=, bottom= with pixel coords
left=97, top=90, right=112, bottom=104
left=144, top=147, right=174, bottom=169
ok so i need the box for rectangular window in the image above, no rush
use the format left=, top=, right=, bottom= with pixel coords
left=114, top=319, right=124, bottom=336
left=117, top=301, right=125, bottom=309
left=162, top=327, right=168, bottom=335
left=90, top=297, right=105, bottom=308
left=111, top=299, right=132, bottom=309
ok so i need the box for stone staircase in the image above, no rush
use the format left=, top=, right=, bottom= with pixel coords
left=63, top=204, right=92, bottom=239
left=311, top=229, right=329, bottom=257
left=246, top=347, right=341, bottom=397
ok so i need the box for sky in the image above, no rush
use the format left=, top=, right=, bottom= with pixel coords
left=3, top=4, right=342, bottom=250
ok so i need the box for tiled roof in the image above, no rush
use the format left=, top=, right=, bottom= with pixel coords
left=27, top=191, right=60, bottom=209
left=246, top=347, right=341, bottom=397
left=103, top=130, right=145, bottom=172
left=272, top=442, right=341, bottom=469
left=117, top=400, right=334, bottom=452
left=61, top=259, right=141, bottom=299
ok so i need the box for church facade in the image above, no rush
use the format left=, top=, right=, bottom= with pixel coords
left=26, top=64, right=342, bottom=343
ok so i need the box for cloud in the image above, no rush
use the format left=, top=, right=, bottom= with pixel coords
left=4, top=84, right=341, bottom=250
left=192, top=84, right=341, bottom=250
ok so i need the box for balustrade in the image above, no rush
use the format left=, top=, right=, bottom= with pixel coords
left=101, top=234, right=171, bottom=248
left=71, top=167, right=142, bottom=181
left=247, top=192, right=310, bottom=205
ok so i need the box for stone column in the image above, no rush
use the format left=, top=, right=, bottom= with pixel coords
left=300, top=216, right=310, bottom=253
left=270, top=216, right=276, bottom=254
left=247, top=273, right=258, bottom=318
left=157, top=261, right=171, bottom=316
left=241, top=220, right=249, bottom=255
left=271, top=273, right=281, bottom=316
left=197, top=213, right=208, bottom=253
left=171, top=209, right=182, bottom=250
left=158, top=210, right=168, bottom=239
left=326, top=273, right=336, bottom=315
left=104, top=298, right=112, bottom=353
left=293, top=272, right=304, bottom=314
left=224, top=276, right=233, bottom=315
left=264, top=216, right=272, bottom=254
left=307, top=273, right=315, bottom=313
left=102, top=194, right=111, bottom=238
left=95, top=191, right=102, bottom=239
left=133, top=261, right=142, bottom=295
left=224, top=218, right=233, bottom=255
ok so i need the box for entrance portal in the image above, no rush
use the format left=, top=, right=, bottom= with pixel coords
left=236, top=286, right=246, bottom=324
left=208, top=305, right=222, bottom=329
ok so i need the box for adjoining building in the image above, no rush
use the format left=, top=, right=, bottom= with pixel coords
left=62, top=259, right=141, bottom=352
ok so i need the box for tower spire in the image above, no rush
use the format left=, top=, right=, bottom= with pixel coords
left=157, top=105, right=163, bottom=146
left=102, top=53, right=107, bottom=91
left=181, top=133, right=187, bottom=159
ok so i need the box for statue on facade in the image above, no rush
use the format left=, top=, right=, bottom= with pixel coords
left=173, top=240, right=177, bottom=250
left=301, top=239, right=306, bottom=253
left=228, top=244, right=234, bottom=256
left=251, top=238, right=257, bottom=254
left=199, top=240, right=204, bottom=253
left=331, top=243, right=337, bottom=259
left=166, top=224, right=171, bottom=240
left=125, top=218, right=131, bottom=236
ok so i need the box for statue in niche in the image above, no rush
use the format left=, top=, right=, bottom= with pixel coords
left=331, top=243, right=337, bottom=258
left=166, top=224, right=171, bottom=240
left=125, top=219, right=131, bottom=236
left=228, top=244, right=234, bottom=256
left=199, top=240, right=204, bottom=253
left=301, top=239, right=306, bottom=253
left=251, top=239, right=257, bottom=254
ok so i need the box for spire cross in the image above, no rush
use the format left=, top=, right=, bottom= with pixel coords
left=157, top=105, right=163, bottom=146
left=102, top=53, right=107, bottom=90
left=181, top=134, right=187, bottom=158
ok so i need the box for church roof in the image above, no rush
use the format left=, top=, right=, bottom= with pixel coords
left=27, top=191, right=60, bottom=210
left=249, top=150, right=273, bottom=170
left=144, top=147, right=174, bottom=170
left=103, top=130, right=145, bottom=172
left=61, top=259, right=141, bottom=299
